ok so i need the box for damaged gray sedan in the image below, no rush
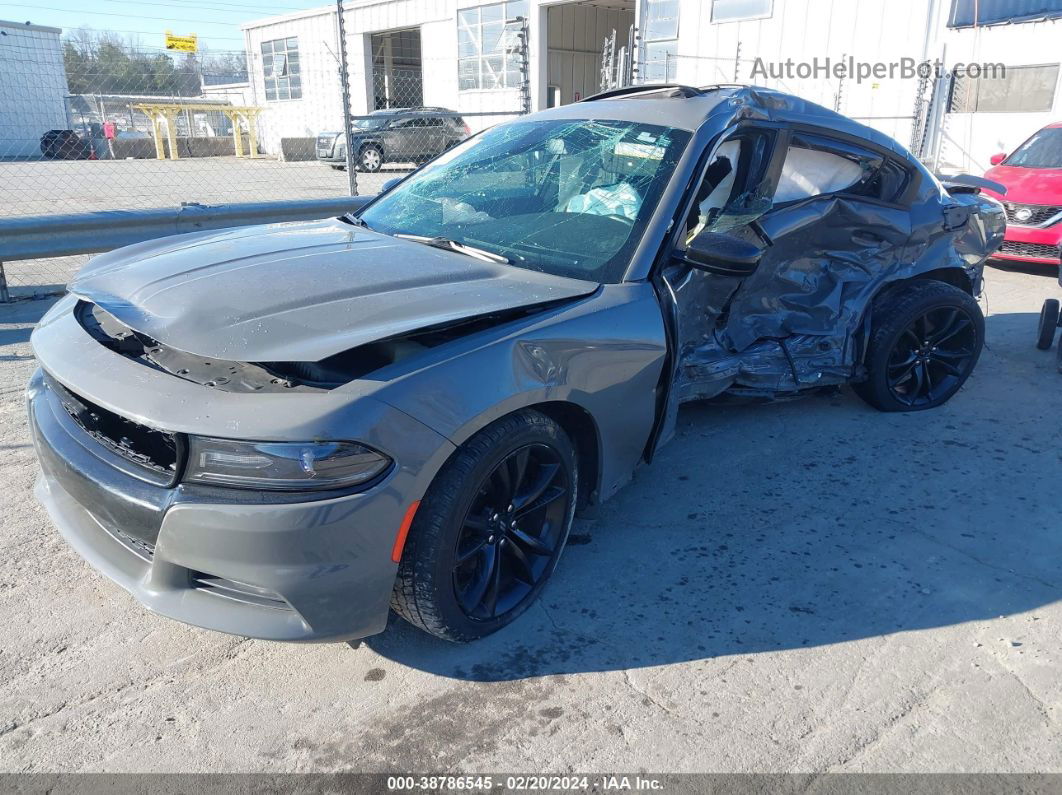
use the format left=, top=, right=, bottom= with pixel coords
left=28, top=85, right=1005, bottom=643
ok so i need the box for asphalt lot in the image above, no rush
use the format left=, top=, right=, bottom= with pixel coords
left=0, top=157, right=400, bottom=296
left=1, top=263, right=1061, bottom=773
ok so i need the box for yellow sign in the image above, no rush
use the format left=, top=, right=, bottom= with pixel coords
left=165, top=31, right=198, bottom=52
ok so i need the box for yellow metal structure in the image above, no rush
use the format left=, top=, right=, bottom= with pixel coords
left=133, top=104, right=264, bottom=161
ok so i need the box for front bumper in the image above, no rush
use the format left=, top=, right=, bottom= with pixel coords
left=26, top=361, right=453, bottom=642
left=316, top=135, right=340, bottom=161
left=994, top=224, right=1062, bottom=265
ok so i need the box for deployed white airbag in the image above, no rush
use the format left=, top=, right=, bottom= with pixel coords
left=565, top=182, right=643, bottom=220
left=773, top=147, right=865, bottom=204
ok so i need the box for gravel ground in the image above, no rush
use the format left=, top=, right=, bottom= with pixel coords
left=1, top=264, right=1061, bottom=773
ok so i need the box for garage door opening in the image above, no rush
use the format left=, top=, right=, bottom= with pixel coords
left=546, top=0, right=635, bottom=107
left=371, top=28, right=423, bottom=109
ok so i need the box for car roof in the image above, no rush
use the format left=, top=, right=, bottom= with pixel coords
left=531, top=86, right=729, bottom=131
left=366, top=107, right=460, bottom=116
left=529, top=84, right=912, bottom=160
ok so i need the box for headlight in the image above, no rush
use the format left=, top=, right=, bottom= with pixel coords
left=184, top=437, right=391, bottom=491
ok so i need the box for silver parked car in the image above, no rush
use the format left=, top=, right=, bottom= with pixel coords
left=28, top=85, right=1004, bottom=644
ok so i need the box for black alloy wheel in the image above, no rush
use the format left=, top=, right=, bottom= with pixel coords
left=391, top=409, right=577, bottom=642
left=854, top=280, right=985, bottom=412
left=452, top=443, right=571, bottom=621
left=885, top=306, right=979, bottom=408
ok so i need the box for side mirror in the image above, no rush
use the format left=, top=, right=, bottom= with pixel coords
left=381, top=177, right=403, bottom=193
left=989, top=152, right=1007, bottom=166
left=682, top=232, right=763, bottom=277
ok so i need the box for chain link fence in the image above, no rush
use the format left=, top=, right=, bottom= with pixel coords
left=1, top=12, right=940, bottom=301
left=0, top=12, right=530, bottom=300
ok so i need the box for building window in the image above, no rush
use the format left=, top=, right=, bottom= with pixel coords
left=711, top=0, right=774, bottom=23
left=261, top=37, right=301, bottom=101
left=641, top=0, right=679, bottom=81
left=458, top=0, right=529, bottom=90
left=948, top=64, right=1060, bottom=112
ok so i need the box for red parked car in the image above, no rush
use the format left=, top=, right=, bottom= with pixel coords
left=984, top=123, right=1062, bottom=266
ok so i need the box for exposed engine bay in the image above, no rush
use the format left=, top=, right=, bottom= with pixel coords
left=75, top=299, right=571, bottom=393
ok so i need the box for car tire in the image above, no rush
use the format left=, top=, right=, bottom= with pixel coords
left=391, top=409, right=578, bottom=642
left=853, top=280, right=984, bottom=412
left=358, top=145, right=383, bottom=173
left=1037, top=299, right=1060, bottom=350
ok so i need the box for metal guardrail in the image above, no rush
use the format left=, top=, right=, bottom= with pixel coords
left=0, top=196, right=373, bottom=302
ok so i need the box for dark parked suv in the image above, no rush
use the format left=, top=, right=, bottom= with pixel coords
left=317, top=107, right=470, bottom=172
left=39, top=129, right=92, bottom=160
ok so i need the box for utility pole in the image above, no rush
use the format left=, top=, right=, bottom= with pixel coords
left=336, top=0, right=358, bottom=195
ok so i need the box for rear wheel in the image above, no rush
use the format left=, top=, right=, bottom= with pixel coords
left=392, top=410, right=577, bottom=642
left=854, top=281, right=984, bottom=412
left=358, top=145, right=383, bottom=172
left=1037, top=299, right=1060, bottom=350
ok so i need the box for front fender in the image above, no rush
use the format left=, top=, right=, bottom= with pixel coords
left=374, top=283, right=668, bottom=503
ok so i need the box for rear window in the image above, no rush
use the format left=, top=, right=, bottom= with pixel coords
left=773, top=134, right=909, bottom=205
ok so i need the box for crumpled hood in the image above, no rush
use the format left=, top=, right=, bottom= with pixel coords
left=68, top=219, right=598, bottom=362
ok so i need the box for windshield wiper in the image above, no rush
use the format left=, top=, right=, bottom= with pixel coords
left=395, top=233, right=509, bottom=264
left=341, top=213, right=372, bottom=229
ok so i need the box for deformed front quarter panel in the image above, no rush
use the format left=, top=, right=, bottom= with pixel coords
left=372, top=282, right=669, bottom=504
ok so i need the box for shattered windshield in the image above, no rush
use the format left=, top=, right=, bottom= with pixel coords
left=359, top=119, right=690, bottom=283
left=1005, top=127, right=1062, bottom=168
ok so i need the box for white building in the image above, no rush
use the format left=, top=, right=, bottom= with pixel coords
left=0, top=19, right=70, bottom=159
left=646, top=0, right=940, bottom=145
left=240, top=0, right=637, bottom=154
left=935, top=1, right=1062, bottom=172
left=651, top=0, right=1061, bottom=172
left=239, top=0, right=1061, bottom=173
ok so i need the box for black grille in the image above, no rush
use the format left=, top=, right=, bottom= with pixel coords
left=1004, top=203, right=1062, bottom=226
left=999, top=241, right=1062, bottom=261
left=45, top=374, right=182, bottom=483
left=190, top=572, right=292, bottom=611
